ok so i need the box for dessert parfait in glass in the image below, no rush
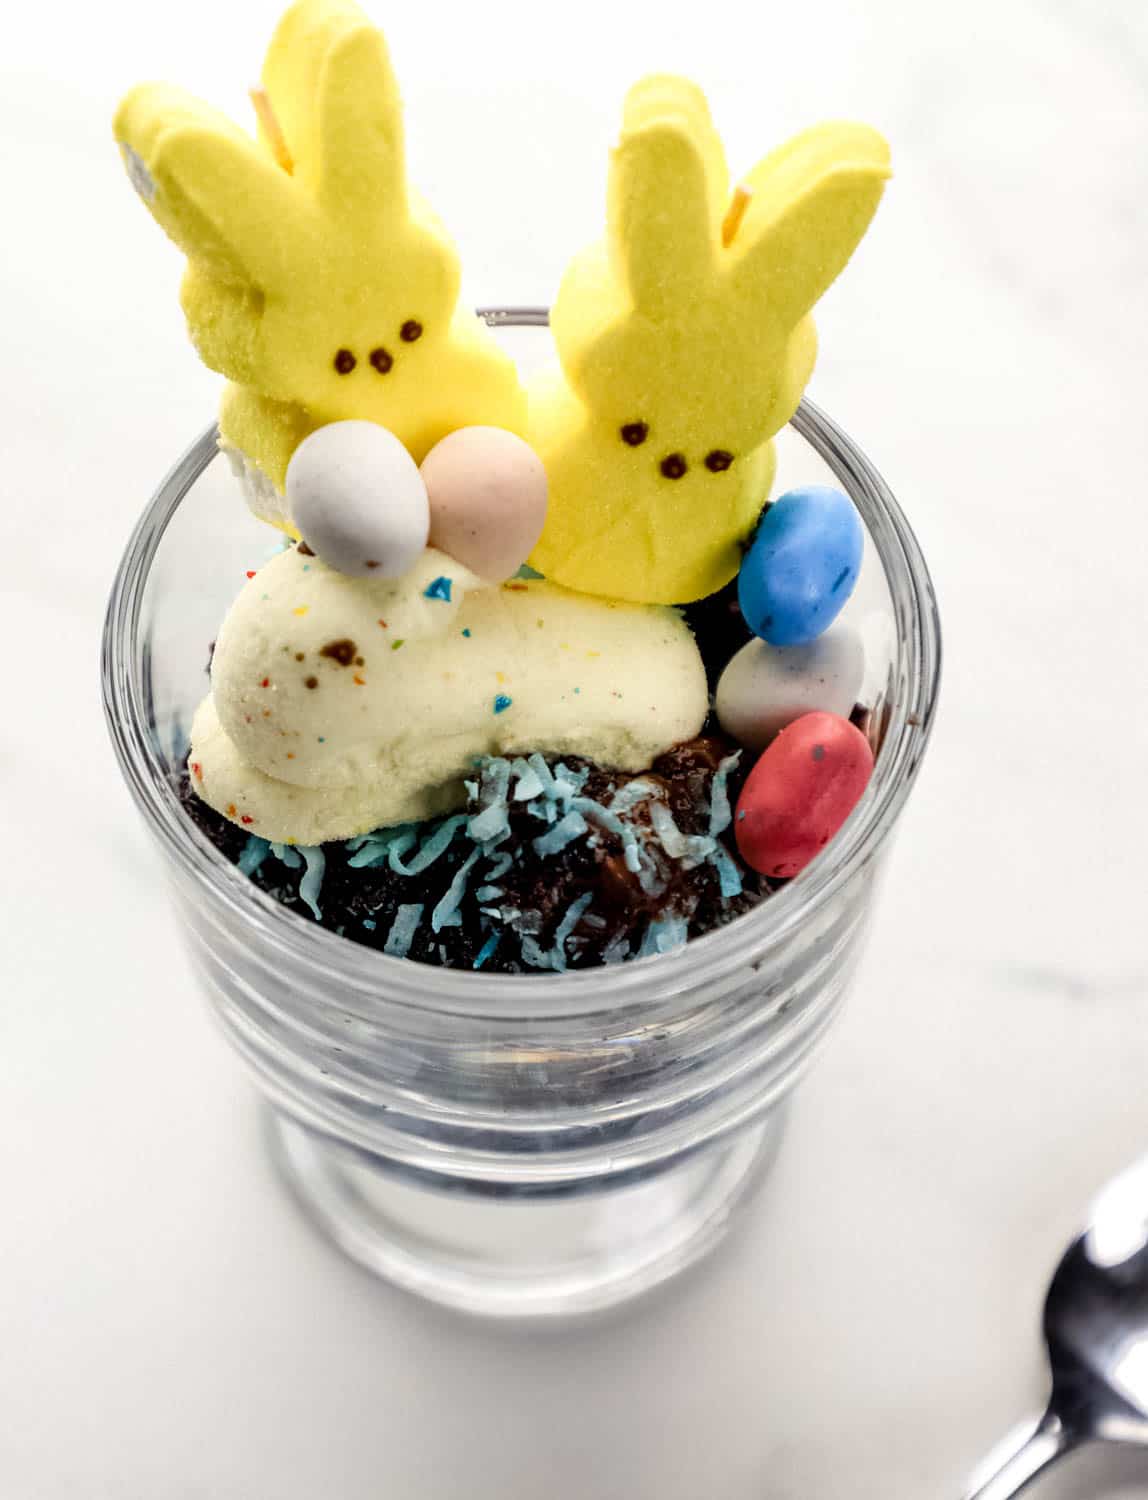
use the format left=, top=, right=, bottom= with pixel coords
left=104, top=0, right=940, bottom=1315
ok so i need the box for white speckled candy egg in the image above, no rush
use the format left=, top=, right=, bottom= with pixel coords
left=715, top=625, right=865, bottom=753
left=422, top=427, right=548, bottom=582
left=286, top=420, right=430, bottom=579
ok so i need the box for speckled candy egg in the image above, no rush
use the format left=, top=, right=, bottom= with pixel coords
left=286, top=420, right=430, bottom=579
left=422, top=427, right=548, bottom=582
left=734, top=711, right=874, bottom=879
left=738, top=485, right=863, bottom=647
left=715, top=626, right=865, bottom=753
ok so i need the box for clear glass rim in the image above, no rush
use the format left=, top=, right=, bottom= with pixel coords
left=101, top=307, right=942, bottom=1020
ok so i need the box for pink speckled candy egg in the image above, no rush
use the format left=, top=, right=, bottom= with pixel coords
left=734, top=711, right=874, bottom=879
left=422, top=427, right=548, bottom=582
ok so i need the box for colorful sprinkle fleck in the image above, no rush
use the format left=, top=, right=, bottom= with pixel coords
left=423, top=575, right=453, bottom=602
left=240, top=814, right=253, bottom=825
left=260, top=677, right=270, bottom=688
left=293, top=605, right=309, bottom=616
left=353, top=674, right=366, bottom=685
left=493, top=694, right=513, bottom=715
left=191, top=762, right=203, bottom=781
left=461, top=628, right=471, bottom=638
left=391, top=639, right=405, bottom=651
left=245, top=570, right=256, bottom=579
left=378, top=618, right=388, bottom=629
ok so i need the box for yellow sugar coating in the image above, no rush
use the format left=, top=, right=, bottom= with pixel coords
left=528, top=76, right=891, bottom=604
left=114, top=0, right=526, bottom=504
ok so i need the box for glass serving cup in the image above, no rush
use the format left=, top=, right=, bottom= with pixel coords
left=102, top=309, right=941, bottom=1319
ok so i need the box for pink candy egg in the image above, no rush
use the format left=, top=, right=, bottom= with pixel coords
left=734, top=711, right=874, bottom=879
left=422, top=427, right=548, bottom=582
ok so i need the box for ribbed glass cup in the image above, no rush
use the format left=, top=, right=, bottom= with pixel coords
left=102, top=310, right=940, bottom=1318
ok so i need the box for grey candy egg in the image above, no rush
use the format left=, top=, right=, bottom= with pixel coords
left=286, top=420, right=430, bottom=579
left=715, top=626, right=865, bottom=753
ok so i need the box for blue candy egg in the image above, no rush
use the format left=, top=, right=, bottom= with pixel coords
left=738, top=485, right=863, bottom=647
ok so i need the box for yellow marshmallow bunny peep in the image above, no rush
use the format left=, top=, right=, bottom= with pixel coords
left=528, top=77, right=890, bottom=604
left=114, top=0, right=526, bottom=516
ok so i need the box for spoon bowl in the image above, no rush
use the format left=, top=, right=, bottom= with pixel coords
left=964, top=1154, right=1148, bottom=1498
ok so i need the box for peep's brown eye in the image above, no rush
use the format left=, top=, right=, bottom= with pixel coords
left=660, top=453, right=688, bottom=479
left=400, top=319, right=423, bottom=343
left=620, top=421, right=649, bottom=446
left=333, top=348, right=356, bottom=374
left=370, top=347, right=394, bottom=374
left=705, top=449, right=734, bottom=472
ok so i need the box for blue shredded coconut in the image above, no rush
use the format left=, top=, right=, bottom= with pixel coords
left=601, top=933, right=632, bottom=965
left=533, top=808, right=588, bottom=857
left=473, top=932, right=501, bottom=969
left=431, top=847, right=481, bottom=932
left=553, top=892, right=594, bottom=965
left=512, top=761, right=545, bottom=801
left=483, top=758, right=512, bottom=806
left=385, top=830, right=420, bottom=872
left=238, top=835, right=271, bottom=876
left=649, top=801, right=714, bottom=867
left=298, top=846, right=326, bottom=920
left=637, top=913, right=689, bottom=958
left=391, top=815, right=466, bottom=876
left=385, top=903, right=424, bottom=958
left=609, top=779, right=660, bottom=816
left=423, top=575, right=453, bottom=602
left=483, top=849, right=513, bottom=882
left=347, top=824, right=417, bottom=868
left=708, top=753, right=741, bottom=837
left=493, top=694, right=513, bottom=715
left=709, top=844, right=744, bottom=900
left=253, top=749, right=748, bottom=972
left=468, top=803, right=509, bottom=843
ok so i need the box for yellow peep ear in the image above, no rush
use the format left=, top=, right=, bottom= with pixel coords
left=262, top=0, right=407, bottom=231
left=730, top=122, right=891, bottom=327
left=608, top=75, right=729, bottom=316
left=114, top=84, right=314, bottom=290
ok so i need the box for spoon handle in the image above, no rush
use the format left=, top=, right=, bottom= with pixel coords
left=962, top=1411, right=1076, bottom=1500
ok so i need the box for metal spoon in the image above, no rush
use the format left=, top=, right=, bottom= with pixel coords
left=963, top=1153, right=1148, bottom=1497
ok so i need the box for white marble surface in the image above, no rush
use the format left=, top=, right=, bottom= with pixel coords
left=4, top=0, right=1148, bottom=1494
